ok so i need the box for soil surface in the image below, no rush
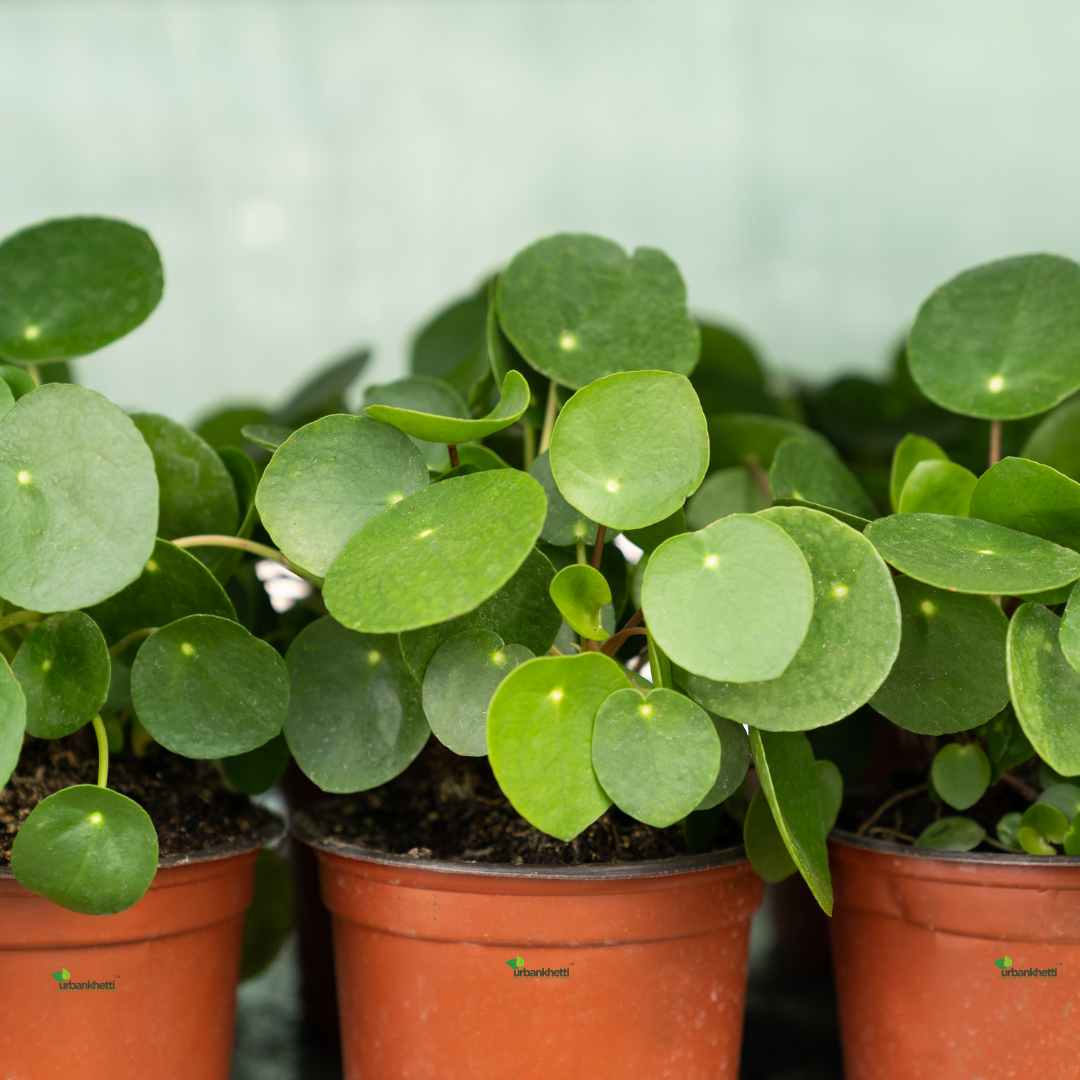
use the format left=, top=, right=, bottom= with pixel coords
left=303, top=741, right=742, bottom=866
left=1, top=733, right=273, bottom=866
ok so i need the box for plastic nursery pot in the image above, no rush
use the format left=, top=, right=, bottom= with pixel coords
left=0, top=817, right=284, bottom=1080
left=294, top=812, right=764, bottom=1080
left=829, top=830, right=1080, bottom=1080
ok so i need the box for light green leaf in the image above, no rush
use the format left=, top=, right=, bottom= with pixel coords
left=0, top=384, right=158, bottom=611
left=1018, top=825, right=1058, bottom=855
left=456, top=445, right=511, bottom=471
left=324, top=469, right=546, bottom=633
left=363, top=376, right=468, bottom=471
left=239, top=424, right=294, bottom=451
left=890, top=433, right=949, bottom=513
left=914, top=816, right=986, bottom=851
left=707, top=413, right=827, bottom=472
left=899, top=459, right=977, bottom=516
left=549, top=565, right=611, bottom=641
left=496, top=233, right=700, bottom=389
left=487, top=653, right=626, bottom=841
left=549, top=370, right=708, bottom=531
left=221, top=734, right=290, bottom=795
left=11, top=785, right=158, bottom=915
left=1022, top=396, right=1080, bottom=483
left=694, top=713, right=751, bottom=811
left=257, top=414, right=429, bottom=578
left=1021, top=802, right=1069, bottom=845
left=931, top=743, right=991, bottom=810
left=591, top=687, right=720, bottom=828
left=685, top=466, right=769, bottom=530
left=1038, top=783, right=1080, bottom=822
left=678, top=507, right=900, bottom=730
left=871, top=579, right=1010, bottom=735
left=0, top=379, right=13, bottom=422
left=643, top=513, right=814, bottom=683
left=0, top=364, right=37, bottom=400
left=422, top=629, right=533, bottom=756
left=528, top=450, right=599, bottom=546
left=769, top=436, right=876, bottom=519
left=13, top=612, right=110, bottom=739
left=131, top=614, right=288, bottom=758
left=0, top=660, right=27, bottom=790
left=284, top=617, right=429, bottom=792
left=0, top=217, right=163, bottom=362
left=771, top=499, right=871, bottom=532
left=864, top=513, right=1080, bottom=596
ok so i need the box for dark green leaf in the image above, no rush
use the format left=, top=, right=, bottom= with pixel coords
left=240, top=424, right=294, bottom=451
left=817, top=760, right=843, bottom=833
left=1060, top=580, right=1080, bottom=673
left=549, top=565, right=611, bottom=641
left=1022, top=396, right=1080, bottom=482
left=221, top=733, right=290, bottom=795
left=412, top=292, right=488, bottom=394
left=931, top=743, right=991, bottom=810
left=622, top=507, right=686, bottom=554
left=707, top=413, right=827, bottom=472
left=485, top=290, right=546, bottom=428
left=273, top=348, right=370, bottom=428
left=743, top=786, right=797, bottom=883
left=914, top=816, right=986, bottom=851
left=240, top=849, right=295, bottom=981
left=769, top=436, right=876, bottom=519
left=363, top=376, right=468, bottom=471
left=528, top=450, right=599, bottom=546
left=694, top=713, right=751, bottom=811
left=996, top=811, right=1023, bottom=851
left=985, top=704, right=1034, bottom=771
left=890, top=433, right=948, bottom=513
left=0, top=364, right=36, bottom=400
left=685, top=466, right=768, bottom=530
left=771, top=499, right=870, bottom=532
left=196, top=407, right=271, bottom=452
left=203, top=447, right=259, bottom=585
left=0, top=660, right=27, bottom=790
left=1064, top=814, right=1080, bottom=856
left=898, top=460, right=977, bottom=516
left=456, top=445, right=511, bottom=471
left=690, top=323, right=775, bottom=415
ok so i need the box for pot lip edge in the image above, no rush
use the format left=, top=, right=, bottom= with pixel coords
left=829, top=827, right=1080, bottom=868
left=292, top=810, right=748, bottom=880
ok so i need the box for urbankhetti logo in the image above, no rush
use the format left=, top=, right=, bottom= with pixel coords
left=50, top=967, right=117, bottom=991
left=994, top=956, right=1058, bottom=979
left=505, top=957, right=524, bottom=970
left=506, top=956, right=570, bottom=979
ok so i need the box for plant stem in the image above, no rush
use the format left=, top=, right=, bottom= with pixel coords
left=856, top=783, right=927, bottom=836
left=539, top=380, right=558, bottom=454
left=601, top=623, right=648, bottom=657
left=576, top=541, right=587, bottom=565
left=522, top=424, right=536, bottom=471
left=447, top=443, right=460, bottom=469
left=170, top=535, right=324, bottom=586
left=91, top=714, right=109, bottom=788
left=646, top=629, right=672, bottom=689
left=989, top=418, right=1002, bottom=469
left=999, top=770, right=1039, bottom=802
left=745, top=457, right=773, bottom=505
left=0, top=609, right=41, bottom=634
left=26, top=362, right=41, bottom=387
left=109, top=627, right=159, bottom=658
left=591, top=524, right=606, bottom=570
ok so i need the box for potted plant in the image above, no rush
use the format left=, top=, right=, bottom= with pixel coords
left=0, top=216, right=289, bottom=1079
left=707, top=253, right=1080, bottom=1078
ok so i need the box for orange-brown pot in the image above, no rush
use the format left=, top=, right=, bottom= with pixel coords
left=829, top=831, right=1080, bottom=1080
left=0, top=819, right=282, bottom=1079
left=294, top=814, right=764, bottom=1080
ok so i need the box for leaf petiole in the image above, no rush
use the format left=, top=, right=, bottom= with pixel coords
left=0, top=609, right=42, bottom=634
left=91, top=714, right=109, bottom=788
left=109, top=627, right=159, bottom=658
left=171, top=535, right=324, bottom=586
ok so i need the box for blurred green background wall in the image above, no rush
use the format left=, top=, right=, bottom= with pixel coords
left=3, top=0, right=1079, bottom=421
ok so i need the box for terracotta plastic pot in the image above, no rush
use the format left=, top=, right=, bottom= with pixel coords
left=830, top=830, right=1080, bottom=1080
left=294, top=813, right=764, bottom=1080
left=0, top=817, right=283, bottom=1079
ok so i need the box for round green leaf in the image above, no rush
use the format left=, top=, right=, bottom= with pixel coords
left=890, top=433, right=948, bottom=513
left=694, top=713, right=750, bottom=811
left=0, top=363, right=37, bottom=400
left=0, top=660, right=27, bottom=790
left=10, top=785, right=158, bottom=915
left=899, top=459, right=977, bottom=517
left=221, top=733, right=290, bottom=795
left=908, top=254, right=1080, bottom=419
left=284, top=617, right=429, bottom=792
left=549, top=370, right=708, bottom=531
left=398, top=546, right=561, bottom=682
left=257, top=414, right=429, bottom=578
left=985, top=703, right=1034, bottom=771
left=487, top=652, right=627, bottom=841
left=743, top=786, right=797, bottom=883
left=365, top=369, right=530, bottom=443
left=769, top=436, right=876, bottom=519
left=1038, top=783, right=1080, bottom=822
left=496, top=234, right=700, bottom=389
left=422, top=629, right=532, bottom=756
left=131, top=615, right=288, bottom=758
left=0, top=217, right=163, bottom=362
left=592, top=687, right=720, bottom=828
left=870, top=578, right=1009, bottom=735
left=677, top=508, right=900, bottom=729
left=643, top=513, right=814, bottom=683
left=931, top=743, right=991, bottom=811
left=707, top=413, right=828, bottom=472
left=457, top=445, right=511, bottom=471
left=363, top=376, right=468, bottom=471
left=1018, top=825, right=1058, bottom=856
left=864, top=514, right=1080, bottom=596
left=1007, top=602, right=1080, bottom=777
left=324, top=469, right=546, bottom=633
left=914, top=816, right=986, bottom=851
left=549, top=564, right=611, bottom=641
left=0, top=384, right=159, bottom=611
left=84, top=538, right=236, bottom=647
left=685, top=466, right=769, bottom=530
left=1021, top=801, right=1070, bottom=845
left=131, top=413, right=239, bottom=541
left=1022, top=396, right=1080, bottom=482
left=13, top=612, right=110, bottom=739
left=528, top=450, right=598, bottom=546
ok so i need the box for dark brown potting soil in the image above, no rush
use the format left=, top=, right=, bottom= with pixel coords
left=304, top=741, right=742, bottom=866
left=0, top=733, right=273, bottom=866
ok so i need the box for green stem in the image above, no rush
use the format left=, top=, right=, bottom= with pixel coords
left=0, top=609, right=41, bottom=634
left=522, top=424, right=536, bottom=472
left=170, top=535, right=324, bottom=586
left=26, top=362, right=42, bottom=387
left=109, top=627, right=159, bottom=658
left=576, top=541, right=587, bottom=565
left=538, top=380, right=559, bottom=454
left=989, top=419, right=1002, bottom=469
left=646, top=629, right=673, bottom=689
left=91, top=714, right=109, bottom=788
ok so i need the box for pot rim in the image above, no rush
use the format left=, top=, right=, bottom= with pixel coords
left=292, top=808, right=747, bottom=880
left=0, top=811, right=286, bottom=879
left=830, top=827, right=1080, bottom=867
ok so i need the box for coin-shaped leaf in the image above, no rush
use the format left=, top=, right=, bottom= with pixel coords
left=549, top=565, right=611, bottom=641
left=643, top=513, right=814, bottom=683
left=284, top=617, right=429, bottom=792
left=677, top=508, right=899, bottom=729
left=769, top=436, right=876, bottom=519
left=1022, top=396, right=1080, bottom=483
left=931, top=742, right=991, bottom=811
left=1038, top=783, right=1080, bottom=822
left=694, top=713, right=750, bottom=811
left=84, top=538, right=236, bottom=647
left=0, top=660, right=27, bottom=790
left=363, top=376, right=469, bottom=470
left=0, top=364, right=36, bottom=400
left=899, top=459, right=977, bottom=517
left=0, top=384, right=159, bottom=611
left=487, top=653, right=626, bottom=840
left=13, top=612, right=110, bottom=739
left=131, top=614, right=288, bottom=758
left=422, top=629, right=533, bottom=756
left=749, top=728, right=833, bottom=914
left=549, top=370, right=708, bottom=531
left=10, top=785, right=158, bottom=915
left=870, top=578, right=1009, bottom=735
left=707, top=413, right=827, bottom=472
left=685, top=466, right=769, bottom=530
left=257, top=414, right=429, bottom=578
left=890, top=433, right=949, bottom=513
left=528, top=450, right=599, bottom=546
left=324, top=469, right=546, bottom=634
left=220, top=733, right=290, bottom=795
left=1007, top=602, right=1080, bottom=777
left=1021, top=802, right=1069, bottom=845
left=496, top=234, right=700, bottom=389
left=592, top=687, right=720, bottom=828
left=864, top=514, right=1080, bottom=596
left=0, top=217, right=163, bottom=362
left=914, top=816, right=985, bottom=851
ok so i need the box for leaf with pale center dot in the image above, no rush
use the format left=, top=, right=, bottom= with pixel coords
left=284, top=617, right=429, bottom=792
left=487, top=653, right=627, bottom=841
left=13, top=612, right=110, bottom=739
left=549, top=370, right=708, bottom=531
left=528, top=450, right=598, bottom=546
left=591, top=688, right=720, bottom=828
left=769, top=436, right=876, bottom=520
left=0, top=660, right=26, bottom=790
left=10, top=785, right=158, bottom=915
left=422, top=629, right=533, bottom=756
left=931, top=743, right=991, bottom=811
left=257, top=414, right=429, bottom=578
left=0, top=384, right=159, bottom=612
left=363, top=376, right=468, bottom=471
left=898, top=459, right=977, bottom=516
left=549, top=564, right=611, bottom=641
left=131, top=614, right=288, bottom=758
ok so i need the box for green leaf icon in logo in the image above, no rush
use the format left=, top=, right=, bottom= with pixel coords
left=506, top=957, right=524, bottom=970
left=994, top=957, right=1013, bottom=971
left=50, top=968, right=70, bottom=982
